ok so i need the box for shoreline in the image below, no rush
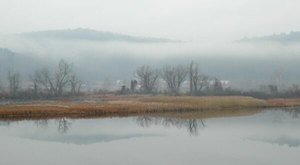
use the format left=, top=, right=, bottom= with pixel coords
left=0, top=95, right=300, bottom=120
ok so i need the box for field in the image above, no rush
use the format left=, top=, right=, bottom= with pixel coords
left=0, top=95, right=300, bottom=120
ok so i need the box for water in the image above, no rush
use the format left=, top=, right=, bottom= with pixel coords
left=0, top=109, right=300, bottom=165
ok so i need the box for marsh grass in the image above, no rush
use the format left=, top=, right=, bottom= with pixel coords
left=0, top=95, right=299, bottom=119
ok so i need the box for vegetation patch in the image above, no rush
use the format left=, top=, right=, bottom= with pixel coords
left=1, top=95, right=299, bottom=120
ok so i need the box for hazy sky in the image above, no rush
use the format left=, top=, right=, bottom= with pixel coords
left=0, top=0, right=300, bottom=41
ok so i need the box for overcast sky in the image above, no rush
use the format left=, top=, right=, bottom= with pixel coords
left=0, top=0, right=300, bottom=41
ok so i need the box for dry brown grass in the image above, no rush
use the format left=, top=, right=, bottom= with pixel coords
left=137, top=96, right=267, bottom=109
left=266, top=98, right=300, bottom=107
left=0, top=95, right=300, bottom=119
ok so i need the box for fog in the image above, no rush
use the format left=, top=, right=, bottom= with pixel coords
left=0, top=30, right=300, bottom=91
left=1, top=0, right=300, bottom=41
left=2, top=2, right=300, bottom=165
left=1, top=0, right=300, bottom=91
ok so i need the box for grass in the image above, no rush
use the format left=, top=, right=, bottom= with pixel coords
left=0, top=95, right=300, bottom=119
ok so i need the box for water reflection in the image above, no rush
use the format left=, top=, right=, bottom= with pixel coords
left=34, top=118, right=72, bottom=134
left=0, top=121, right=10, bottom=126
left=270, top=108, right=300, bottom=123
left=1, top=108, right=300, bottom=165
left=136, top=116, right=205, bottom=135
left=251, top=137, right=300, bottom=147
left=34, top=119, right=48, bottom=128
left=30, top=115, right=207, bottom=135
left=28, top=118, right=161, bottom=145
left=287, top=107, right=300, bottom=119
left=26, top=133, right=155, bottom=145
left=3, top=108, right=300, bottom=137
left=56, top=118, right=72, bottom=134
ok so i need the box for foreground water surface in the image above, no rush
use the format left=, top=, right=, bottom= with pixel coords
left=0, top=108, right=300, bottom=165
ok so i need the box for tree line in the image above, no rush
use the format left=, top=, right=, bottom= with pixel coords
left=2, top=59, right=300, bottom=100
left=128, top=61, right=224, bottom=95
left=1, top=59, right=82, bottom=99
left=125, top=61, right=300, bottom=98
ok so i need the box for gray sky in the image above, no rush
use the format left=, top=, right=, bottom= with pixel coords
left=0, top=0, right=300, bottom=41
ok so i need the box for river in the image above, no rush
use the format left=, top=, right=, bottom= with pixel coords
left=0, top=108, right=300, bottom=165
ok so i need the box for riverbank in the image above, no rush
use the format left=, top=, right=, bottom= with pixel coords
left=0, top=95, right=300, bottom=119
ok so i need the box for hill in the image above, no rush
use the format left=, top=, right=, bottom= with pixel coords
left=238, top=31, right=300, bottom=43
left=20, top=28, right=179, bottom=43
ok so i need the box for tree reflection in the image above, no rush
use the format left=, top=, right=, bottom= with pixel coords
left=289, top=108, right=300, bottom=119
left=279, top=107, right=300, bottom=119
left=136, top=116, right=153, bottom=127
left=57, top=118, right=72, bottom=134
left=34, top=119, right=49, bottom=128
left=136, top=116, right=205, bottom=135
left=0, top=121, right=10, bottom=126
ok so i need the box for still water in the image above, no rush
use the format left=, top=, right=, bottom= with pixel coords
left=0, top=109, right=300, bottom=165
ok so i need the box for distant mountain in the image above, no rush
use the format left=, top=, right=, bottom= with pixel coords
left=19, top=28, right=179, bottom=43
left=238, top=31, right=300, bottom=43
left=0, top=48, right=16, bottom=67
left=0, top=47, right=42, bottom=80
left=0, top=48, right=15, bottom=57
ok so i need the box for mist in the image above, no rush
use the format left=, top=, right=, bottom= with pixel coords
left=1, top=29, right=300, bottom=91
left=2, top=1, right=300, bottom=165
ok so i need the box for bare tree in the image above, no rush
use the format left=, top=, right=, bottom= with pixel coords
left=8, top=70, right=20, bottom=97
left=70, top=73, right=82, bottom=95
left=54, top=59, right=73, bottom=96
left=210, top=78, right=223, bottom=94
left=29, top=71, right=40, bottom=97
left=271, top=68, right=285, bottom=92
left=0, top=81, right=3, bottom=93
left=135, top=65, right=160, bottom=93
left=35, top=68, right=54, bottom=96
left=288, top=84, right=300, bottom=95
left=189, top=61, right=196, bottom=94
left=162, top=65, right=188, bottom=95
left=268, top=84, right=278, bottom=95
left=189, top=61, right=210, bottom=95
left=34, top=59, right=75, bottom=97
left=195, top=75, right=210, bottom=94
left=130, top=80, right=138, bottom=92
